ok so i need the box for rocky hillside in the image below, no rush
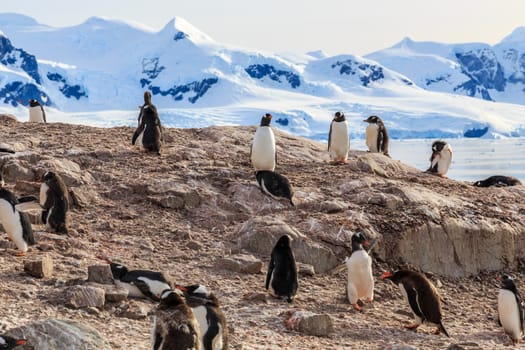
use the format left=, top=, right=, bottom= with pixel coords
left=0, top=115, right=524, bottom=349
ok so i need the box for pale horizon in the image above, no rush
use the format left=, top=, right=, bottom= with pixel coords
left=1, top=0, right=524, bottom=56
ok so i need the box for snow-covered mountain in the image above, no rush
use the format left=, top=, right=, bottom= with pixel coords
left=0, top=13, right=524, bottom=140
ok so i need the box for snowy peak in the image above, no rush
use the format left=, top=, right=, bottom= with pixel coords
left=499, top=26, right=525, bottom=46
left=159, top=17, right=214, bottom=44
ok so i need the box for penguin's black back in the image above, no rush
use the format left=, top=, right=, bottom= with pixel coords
left=265, top=235, right=298, bottom=301
left=0, top=188, right=18, bottom=209
left=376, top=119, right=389, bottom=155
left=474, top=175, right=522, bottom=187
left=255, top=171, right=294, bottom=205
left=140, top=106, right=162, bottom=154
left=19, top=211, right=35, bottom=246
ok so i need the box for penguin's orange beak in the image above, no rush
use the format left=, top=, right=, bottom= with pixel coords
left=16, top=340, right=27, bottom=345
left=496, top=276, right=502, bottom=281
left=175, top=285, right=187, bottom=291
left=363, top=240, right=370, bottom=248
left=381, top=271, right=393, bottom=279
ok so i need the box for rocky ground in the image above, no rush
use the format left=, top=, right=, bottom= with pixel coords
left=0, top=114, right=524, bottom=349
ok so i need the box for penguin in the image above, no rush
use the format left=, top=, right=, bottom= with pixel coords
left=345, top=232, right=374, bottom=311
left=28, top=99, right=46, bottom=123
left=381, top=270, right=449, bottom=337
left=176, top=284, right=228, bottom=350
left=0, top=146, right=15, bottom=154
left=152, top=289, right=201, bottom=350
left=474, top=175, right=522, bottom=187
left=265, top=235, right=298, bottom=302
left=40, top=171, right=69, bottom=235
left=133, top=91, right=152, bottom=148
left=250, top=113, right=276, bottom=171
left=132, top=98, right=162, bottom=155
left=328, top=111, right=350, bottom=164
left=0, top=188, right=35, bottom=256
left=426, top=140, right=453, bottom=177
left=255, top=170, right=294, bottom=206
left=363, top=115, right=389, bottom=156
left=0, top=335, right=26, bottom=349
left=107, top=261, right=172, bottom=301
left=497, top=274, right=524, bottom=345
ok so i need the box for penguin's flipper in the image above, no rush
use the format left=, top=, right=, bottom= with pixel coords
left=439, top=322, right=450, bottom=337
left=328, top=122, right=333, bottom=152
left=0, top=147, right=15, bottom=154
left=153, top=331, right=162, bottom=350
left=406, top=287, right=424, bottom=319
left=132, top=122, right=145, bottom=145
left=42, top=107, right=47, bottom=123
left=20, top=211, right=36, bottom=245
left=133, top=280, right=159, bottom=301
left=265, top=256, right=275, bottom=290
left=16, top=195, right=39, bottom=204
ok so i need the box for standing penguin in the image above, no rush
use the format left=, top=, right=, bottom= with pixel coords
left=345, top=232, right=374, bottom=311
left=107, top=261, right=172, bottom=301
left=328, top=111, right=349, bottom=164
left=426, top=140, right=453, bottom=177
left=40, top=171, right=69, bottom=235
left=176, top=284, right=228, bottom=350
left=498, top=275, right=524, bottom=345
left=381, top=270, right=449, bottom=336
left=255, top=170, right=294, bottom=206
left=132, top=98, right=162, bottom=155
left=152, top=290, right=201, bottom=350
left=363, top=115, right=389, bottom=156
left=265, top=235, right=298, bottom=302
left=474, top=175, right=522, bottom=187
left=0, top=335, right=26, bottom=349
left=28, top=99, right=46, bottom=123
left=133, top=91, right=153, bottom=148
left=250, top=113, right=276, bottom=171
left=0, top=188, right=35, bottom=256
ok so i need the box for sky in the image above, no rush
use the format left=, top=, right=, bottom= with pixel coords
left=1, top=0, right=525, bottom=56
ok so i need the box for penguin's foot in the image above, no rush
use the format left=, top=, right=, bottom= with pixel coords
left=439, top=174, right=448, bottom=178
left=14, top=251, right=26, bottom=257
left=404, top=323, right=420, bottom=330
left=365, top=297, right=373, bottom=303
left=431, top=328, right=441, bottom=335
left=352, top=303, right=362, bottom=312
left=512, top=338, right=520, bottom=345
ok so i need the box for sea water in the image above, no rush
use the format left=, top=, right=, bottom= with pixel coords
left=350, top=137, right=525, bottom=183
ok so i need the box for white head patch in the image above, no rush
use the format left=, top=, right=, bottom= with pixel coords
left=0, top=337, right=5, bottom=345
left=194, top=285, right=209, bottom=296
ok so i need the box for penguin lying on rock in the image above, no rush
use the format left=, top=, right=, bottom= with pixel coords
left=105, top=259, right=173, bottom=301
left=0, top=335, right=27, bottom=349
left=498, top=275, right=524, bottom=345
left=474, top=175, right=522, bottom=187
left=176, top=284, right=228, bottom=350
left=255, top=170, right=294, bottom=206
left=0, top=188, right=36, bottom=256
left=381, top=270, right=449, bottom=337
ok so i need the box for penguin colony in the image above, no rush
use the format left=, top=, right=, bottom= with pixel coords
left=1, top=96, right=523, bottom=348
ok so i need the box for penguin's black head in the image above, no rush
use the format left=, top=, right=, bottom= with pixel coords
left=276, top=234, right=291, bottom=249
left=380, top=270, right=410, bottom=284
left=42, top=171, right=57, bottom=183
left=143, top=90, right=152, bottom=105
left=0, top=188, right=17, bottom=206
left=29, top=99, right=40, bottom=107
left=109, top=263, right=128, bottom=279
left=333, top=112, right=345, bottom=122
left=177, top=284, right=211, bottom=298
left=260, top=113, right=272, bottom=127
left=0, top=335, right=27, bottom=349
left=498, top=274, right=517, bottom=290
left=351, top=232, right=369, bottom=251
left=431, top=140, right=447, bottom=153
left=363, top=115, right=380, bottom=124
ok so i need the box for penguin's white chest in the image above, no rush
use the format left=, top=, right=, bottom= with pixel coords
left=499, top=289, right=523, bottom=340
left=39, top=183, right=49, bottom=206
left=329, top=121, right=349, bottom=160
left=29, top=106, right=45, bottom=123
left=0, top=200, right=27, bottom=251
left=192, top=306, right=209, bottom=346
left=346, top=251, right=373, bottom=299
left=433, top=144, right=453, bottom=175
left=251, top=127, right=276, bottom=171
left=136, top=277, right=171, bottom=299
left=365, top=124, right=379, bottom=152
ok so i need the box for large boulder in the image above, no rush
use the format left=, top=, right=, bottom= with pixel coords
left=6, top=319, right=111, bottom=350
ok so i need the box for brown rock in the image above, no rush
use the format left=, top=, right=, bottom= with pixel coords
left=24, top=255, right=53, bottom=278
left=87, top=265, right=114, bottom=285
left=66, top=285, right=105, bottom=309
left=216, top=254, right=263, bottom=274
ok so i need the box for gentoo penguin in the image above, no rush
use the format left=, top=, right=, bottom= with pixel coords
left=132, top=100, right=162, bottom=155
left=345, top=232, right=374, bottom=311
left=265, top=235, right=298, bottom=302
left=426, top=140, right=453, bottom=177
left=134, top=91, right=152, bottom=148
left=497, top=275, right=524, bottom=345
left=328, top=111, right=349, bottom=164
left=0, top=146, right=15, bottom=154
left=250, top=113, right=276, bottom=171
left=152, top=290, right=201, bottom=350
left=474, top=175, right=522, bottom=187
left=176, top=284, right=228, bottom=350
left=0, top=335, right=27, bottom=349
left=0, top=188, right=35, bottom=256
left=40, top=171, right=69, bottom=235
left=363, top=115, right=389, bottom=156
left=255, top=170, right=294, bottom=206
left=107, top=261, right=172, bottom=301
left=381, top=270, right=449, bottom=337
left=28, top=99, right=46, bottom=123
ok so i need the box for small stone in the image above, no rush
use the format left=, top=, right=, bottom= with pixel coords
left=216, top=254, right=263, bottom=274
left=87, top=265, right=114, bottom=285
left=284, top=310, right=334, bottom=336
left=241, top=292, right=268, bottom=303
left=24, top=255, right=53, bottom=278
left=66, top=285, right=105, bottom=309
left=115, top=302, right=148, bottom=320
left=297, top=262, right=315, bottom=276
left=186, top=240, right=203, bottom=250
